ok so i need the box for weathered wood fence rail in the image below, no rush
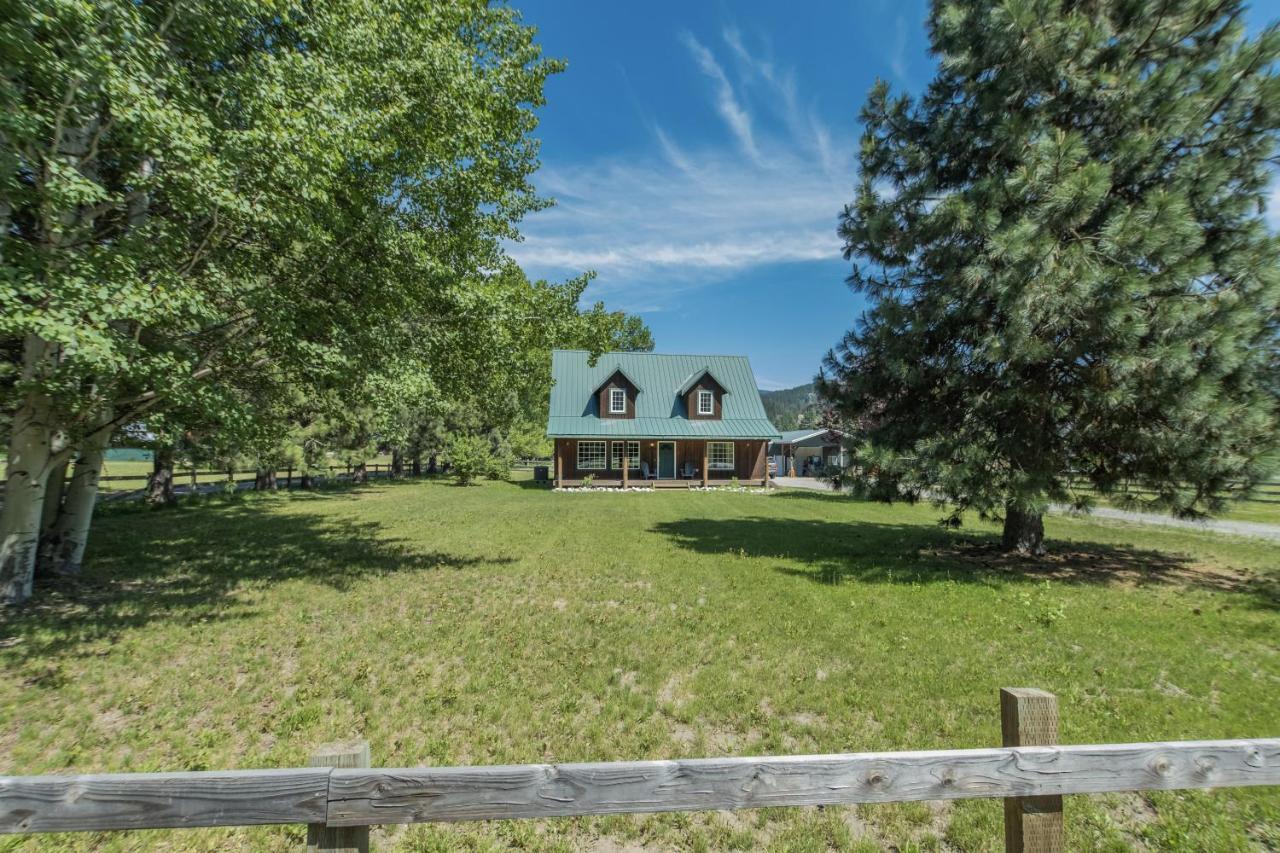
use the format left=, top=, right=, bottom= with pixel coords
left=1, top=690, right=1276, bottom=852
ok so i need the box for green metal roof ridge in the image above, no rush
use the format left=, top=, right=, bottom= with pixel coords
left=592, top=364, right=644, bottom=394
left=676, top=366, right=731, bottom=396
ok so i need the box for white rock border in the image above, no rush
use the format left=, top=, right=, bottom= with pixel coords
left=553, top=485, right=772, bottom=494
left=554, top=486, right=655, bottom=492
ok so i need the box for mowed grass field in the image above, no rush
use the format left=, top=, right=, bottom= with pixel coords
left=0, top=476, right=1277, bottom=851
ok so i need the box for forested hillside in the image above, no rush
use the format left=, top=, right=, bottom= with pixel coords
left=759, top=383, right=821, bottom=431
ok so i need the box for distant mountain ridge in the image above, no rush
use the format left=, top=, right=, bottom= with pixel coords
left=759, top=382, right=822, bottom=431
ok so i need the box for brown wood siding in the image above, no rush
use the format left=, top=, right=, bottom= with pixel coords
left=598, top=372, right=637, bottom=419
left=556, top=439, right=768, bottom=482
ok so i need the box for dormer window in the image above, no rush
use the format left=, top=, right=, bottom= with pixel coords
left=609, top=388, right=626, bottom=414
left=697, top=389, right=714, bottom=415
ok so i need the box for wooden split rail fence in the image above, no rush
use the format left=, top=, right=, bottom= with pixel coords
left=1, top=689, right=1277, bottom=852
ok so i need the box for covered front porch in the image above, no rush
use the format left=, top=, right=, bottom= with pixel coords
left=553, top=438, right=769, bottom=488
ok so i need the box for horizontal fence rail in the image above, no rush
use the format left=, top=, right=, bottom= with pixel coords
left=2, top=739, right=1277, bottom=835
left=0, top=768, right=330, bottom=833
left=323, top=739, right=1280, bottom=826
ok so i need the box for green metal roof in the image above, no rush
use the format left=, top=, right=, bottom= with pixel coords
left=547, top=350, right=781, bottom=439
left=772, top=428, right=851, bottom=447
left=676, top=366, right=729, bottom=396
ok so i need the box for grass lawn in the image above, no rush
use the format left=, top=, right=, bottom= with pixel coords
left=1, top=476, right=1277, bottom=851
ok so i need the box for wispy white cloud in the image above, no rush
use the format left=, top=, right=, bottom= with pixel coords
left=889, top=15, right=909, bottom=84
left=508, top=27, right=855, bottom=310
left=679, top=31, right=762, bottom=164
left=721, top=25, right=842, bottom=179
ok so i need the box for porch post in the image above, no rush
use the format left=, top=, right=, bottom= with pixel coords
left=554, top=440, right=562, bottom=487
left=622, top=444, right=629, bottom=489
left=701, top=441, right=708, bottom=487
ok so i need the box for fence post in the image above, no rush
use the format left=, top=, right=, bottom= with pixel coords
left=307, top=740, right=370, bottom=852
left=1001, top=688, right=1062, bottom=853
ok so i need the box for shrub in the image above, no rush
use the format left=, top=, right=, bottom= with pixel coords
left=486, top=443, right=514, bottom=481
left=447, top=435, right=491, bottom=485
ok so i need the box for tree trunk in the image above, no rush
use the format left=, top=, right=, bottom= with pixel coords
left=411, top=453, right=422, bottom=476
left=352, top=461, right=368, bottom=484
left=147, top=445, right=176, bottom=505
left=391, top=448, right=404, bottom=479
left=427, top=453, right=438, bottom=475
left=254, top=467, right=277, bottom=490
left=300, top=473, right=315, bottom=489
left=42, top=425, right=112, bottom=576
left=40, top=457, right=69, bottom=537
left=0, top=339, right=60, bottom=605
left=1001, top=505, right=1046, bottom=556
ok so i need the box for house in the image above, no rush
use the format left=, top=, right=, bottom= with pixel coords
left=769, top=428, right=851, bottom=478
left=547, top=350, right=781, bottom=488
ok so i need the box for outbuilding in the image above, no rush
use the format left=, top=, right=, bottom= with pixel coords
left=769, top=428, right=850, bottom=478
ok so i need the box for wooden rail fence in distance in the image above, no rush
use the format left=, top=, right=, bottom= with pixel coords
left=1, top=690, right=1277, bottom=852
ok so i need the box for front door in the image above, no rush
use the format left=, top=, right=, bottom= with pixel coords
left=658, top=442, right=676, bottom=479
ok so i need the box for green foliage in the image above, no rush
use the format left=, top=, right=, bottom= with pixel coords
left=2, top=0, right=564, bottom=438
left=367, top=267, right=650, bottom=472
left=507, top=420, right=553, bottom=460
left=1, top=0, right=633, bottom=599
left=447, top=434, right=491, bottom=486
left=822, top=0, right=1280, bottom=539
left=486, top=437, right=515, bottom=481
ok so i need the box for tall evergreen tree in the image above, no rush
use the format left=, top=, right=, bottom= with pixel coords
left=821, top=0, right=1280, bottom=554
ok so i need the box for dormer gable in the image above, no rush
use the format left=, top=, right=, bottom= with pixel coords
left=594, top=368, right=640, bottom=419
left=678, top=368, right=728, bottom=420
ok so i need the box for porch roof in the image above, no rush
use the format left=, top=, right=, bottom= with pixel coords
left=547, top=417, right=779, bottom=439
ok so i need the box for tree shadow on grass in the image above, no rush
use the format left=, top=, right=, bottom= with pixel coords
left=651, top=514, right=1278, bottom=609
left=0, top=493, right=515, bottom=664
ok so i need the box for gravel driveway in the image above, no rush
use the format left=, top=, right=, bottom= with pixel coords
left=770, top=478, right=1280, bottom=542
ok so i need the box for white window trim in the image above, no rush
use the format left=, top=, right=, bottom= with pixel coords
left=708, top=441, right=734, bottom=470
left=611, top=440, right=640, bottom=470
left=609, top=388, right=626, bottom=414
left=697, top=389, right=714, bottom=415
left=577, top=440, right=606, bottom=470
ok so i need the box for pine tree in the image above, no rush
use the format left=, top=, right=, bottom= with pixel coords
left=820, top=0, right=1280, bottom=554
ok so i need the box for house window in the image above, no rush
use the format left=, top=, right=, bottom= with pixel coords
left=577, top=441, right=606, bottom=470
left=609, top=388, right=626, bottom=414
left=611, top=441, right=640, bottom=470
left=697, top=389, right=714, bottom=415
left=708, top=441, right=734, bottom=470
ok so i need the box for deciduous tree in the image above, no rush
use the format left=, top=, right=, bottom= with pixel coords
left=1, top=0, right=561, bottom=602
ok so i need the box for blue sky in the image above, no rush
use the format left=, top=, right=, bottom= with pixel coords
left=508, top=0, right=1280, bottom=390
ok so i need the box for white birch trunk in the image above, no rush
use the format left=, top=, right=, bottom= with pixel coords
left=44, top=419, right=113, bottom=577
left=0, top=338, right=58, bottom=604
